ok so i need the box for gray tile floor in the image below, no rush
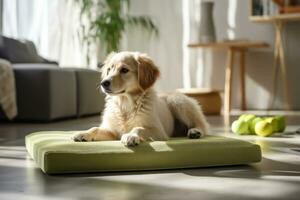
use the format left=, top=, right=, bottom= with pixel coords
left=1, top=114, right=300, bottom=200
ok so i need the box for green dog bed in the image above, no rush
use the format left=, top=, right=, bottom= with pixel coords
left=25, top=131, right=261, bottom=174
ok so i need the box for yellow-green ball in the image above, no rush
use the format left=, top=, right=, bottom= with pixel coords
left=255, top=121, right=273, bottom=137
left=238, top=114, right=248, bottom=121
left=243, top=114, right=256, bottom=123
left=274, top=115, right=286, bottom=132
left=231, top=120, right=249, bottom=135
left=265, top=117, right=278, bottom=133
left=250, top=117, right=263, bottom=134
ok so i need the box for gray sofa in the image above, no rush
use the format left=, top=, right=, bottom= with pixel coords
left=0, top=36, right=104, bottom=121
left=72, top=68, right=105, bottom=117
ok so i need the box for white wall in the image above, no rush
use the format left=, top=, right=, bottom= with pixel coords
left=213, top=0, right=300, bottom=110
left=123, top=0, right=183, bottom=92
left=213, top=0, right=275, bottom=110
left=125, top=0, right=300, bottom=110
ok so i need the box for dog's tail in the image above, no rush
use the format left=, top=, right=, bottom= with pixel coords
left=164, top=93, right=210, bottom=136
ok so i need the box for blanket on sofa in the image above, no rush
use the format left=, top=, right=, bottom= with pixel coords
left=0, top=59, right=17, bottom=119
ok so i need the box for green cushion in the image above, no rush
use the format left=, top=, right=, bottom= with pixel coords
left=25, top=131, right=261, bottom=174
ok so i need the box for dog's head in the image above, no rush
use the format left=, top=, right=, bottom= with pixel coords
left=100, top=51, right=160, bottom=95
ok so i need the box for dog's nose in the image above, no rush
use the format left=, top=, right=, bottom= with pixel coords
left=101, top=80, right=111, bottom=89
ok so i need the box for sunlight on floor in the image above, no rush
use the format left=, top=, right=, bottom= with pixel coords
left=0, top=146, right=35, bottom=168
left=98, top=172, right=299, bottom=199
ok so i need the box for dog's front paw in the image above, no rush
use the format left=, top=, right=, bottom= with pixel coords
left=187, top=128, right=204, bottom=139
left=121, top=133, right=141, bottom=146
left=72, top=131, right=93, bottom=142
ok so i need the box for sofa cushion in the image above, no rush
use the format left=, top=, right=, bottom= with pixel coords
left=0, top=36, right=44, bottom=63
left=26, top=131, right=262, bottom=174
left=24, top=40, right=59, bottom=65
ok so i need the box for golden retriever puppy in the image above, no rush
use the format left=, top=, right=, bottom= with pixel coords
left=73, top=51, right=209, bottom=146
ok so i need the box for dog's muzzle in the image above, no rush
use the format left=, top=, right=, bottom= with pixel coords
left=101, top=79, right=125, bottom=95
left=101, top=80, right=111, bottom=90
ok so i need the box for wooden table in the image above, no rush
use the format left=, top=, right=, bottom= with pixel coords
left=250, top=13, right=300, bottom=110
left=188, top=41, right=269, bottom=116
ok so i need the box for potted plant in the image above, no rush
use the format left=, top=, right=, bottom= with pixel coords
left=76, top=0, right=158, bottom=65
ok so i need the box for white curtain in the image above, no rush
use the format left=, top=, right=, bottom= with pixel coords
left=2, top=0, right=98, bottom=68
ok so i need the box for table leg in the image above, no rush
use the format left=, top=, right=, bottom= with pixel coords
left=277, top=21, right=290, bottom=110
left=224, top=48, right=235, bottom=117
left=239, top=50, right=246, bottom=110
left=269, top=21, right=281, bottom=110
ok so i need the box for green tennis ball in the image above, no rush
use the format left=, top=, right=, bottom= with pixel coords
left=265, top=117, right=279, bottom=133
left=244, top=114, right=256, bottom=130
left=238, top=114, right=249, bottom=121
left=231, top=120, right=249, bottom=135
left=243, top=114, right=256, bottom=123
left=274, top=115, right=286, bottom=132
left=250, top=117, right=263, bottom=134
left=255, top=121, right=273, bottom=137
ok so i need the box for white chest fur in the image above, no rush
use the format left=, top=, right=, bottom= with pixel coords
left=102, top=90, right=174, bottom=139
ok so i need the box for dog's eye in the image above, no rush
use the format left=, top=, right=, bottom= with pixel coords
left=107, top=68, right=111, bottom=75
left=120, top=68, right=129, bottom=74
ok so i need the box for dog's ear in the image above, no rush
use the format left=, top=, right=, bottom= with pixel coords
left=101, top=52, right=116, bottom=78
left=135, top=54, right=160, bottom=91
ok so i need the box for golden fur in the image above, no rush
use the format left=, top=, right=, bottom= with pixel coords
left=73, top=52, right=209, bottom=146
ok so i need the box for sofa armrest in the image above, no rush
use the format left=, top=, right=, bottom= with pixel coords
left=13, top=65, right=77, bottom=121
